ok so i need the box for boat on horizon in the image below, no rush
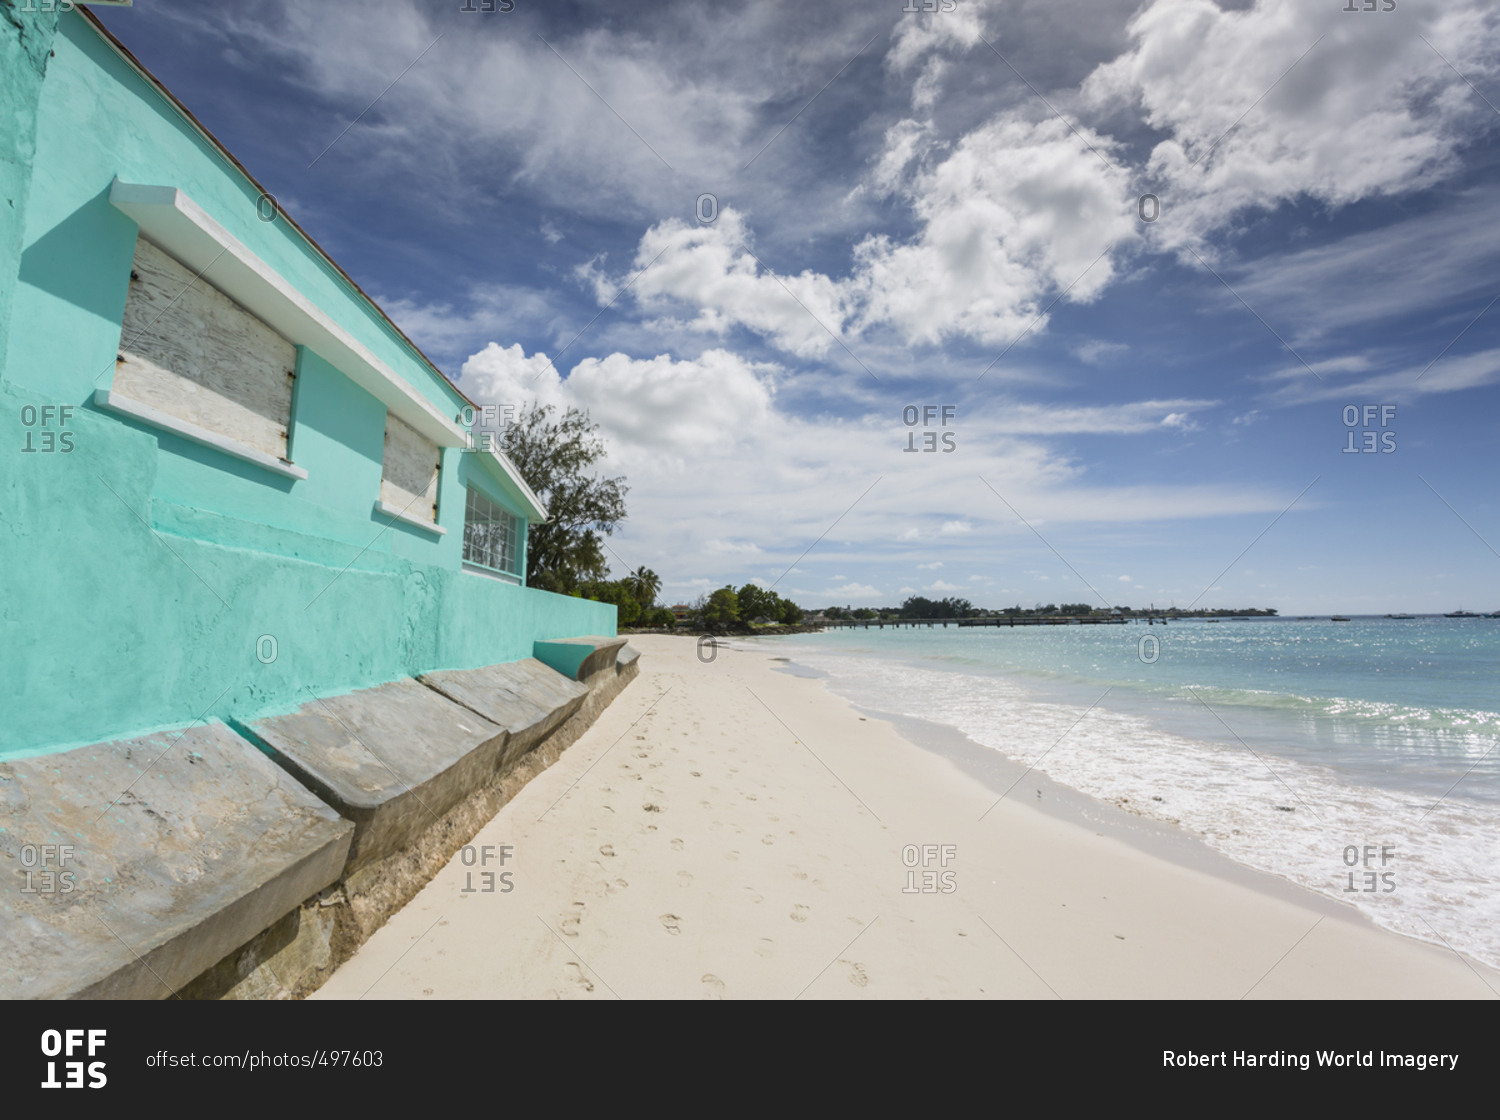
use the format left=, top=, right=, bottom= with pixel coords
left=1386, top=613, right=1414, bottom=619
left=1445, top=609, right=1480, bottom=618
left=1330, top=615, right=1351, bottom=622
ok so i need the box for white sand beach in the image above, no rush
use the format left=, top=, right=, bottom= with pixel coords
left=314, top=636, right=1500, bottom=999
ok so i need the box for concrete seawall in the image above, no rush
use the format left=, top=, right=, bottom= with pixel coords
left=0, top=639, right=636, bottom=1000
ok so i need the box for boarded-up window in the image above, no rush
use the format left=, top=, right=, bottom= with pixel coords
left=381, top=413, right=440, bottom=523
left=115, top=237, right=296, bottom=461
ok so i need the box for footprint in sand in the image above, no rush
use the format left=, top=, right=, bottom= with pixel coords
left=690, top=771, right=702, bottom=778
left=725, top=851, right=740, bottom=862
left=560, top=903, right=585, bottom=937
left=659, top=913, right=682, bottom=935
left=677, top=870, right=693, bottom=887
left=563, top=961, right=595, bottom=992
left=599, top=844, right=615, bottom=857
left=700, top=974, right=725, bottom=999
left=792, top=871, right=808, bottom=881
left=643, top=803, right=664, bottom=813
left=790, top=904, right=810, bottom=923
left=846, top=961, right=870, bottom=988
left=670, top=838, right=685, bottom=851
left=755, top=939, right=774, bottom=959
left=761, top=835, right=775, bottom=845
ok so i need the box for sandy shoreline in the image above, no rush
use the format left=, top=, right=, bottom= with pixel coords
left=314, top=636, right=1499, bottom=999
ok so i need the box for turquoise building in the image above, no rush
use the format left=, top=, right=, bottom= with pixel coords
left=1, top=5, right=616, bottom=762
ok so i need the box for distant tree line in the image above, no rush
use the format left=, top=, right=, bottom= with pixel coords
left=577, top=566, right=676, bottom=628
left=819, top=601, right=1279, bottom=620
left=689, top=584, right=805, bottom=632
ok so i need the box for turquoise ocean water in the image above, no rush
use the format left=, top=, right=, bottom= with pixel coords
left=758, top=617, right=1500, bottom=967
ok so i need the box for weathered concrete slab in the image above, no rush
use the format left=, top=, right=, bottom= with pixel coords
left=419, top=657, right=588, bottom=770
left=533, top=635, right=628, bottom=682
left=243, top=679, right=505, bottom=874
left=616, top=644, right=639, bottom=675
left=0, top=722, right=352, bottom=1000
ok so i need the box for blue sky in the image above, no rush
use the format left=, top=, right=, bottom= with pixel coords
left=96, top=0, right=1500, bottom=614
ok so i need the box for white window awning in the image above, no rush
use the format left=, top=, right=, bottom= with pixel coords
left=477, top=444, right=548, bottom=524
left=109, top=181, right=467, bottom=449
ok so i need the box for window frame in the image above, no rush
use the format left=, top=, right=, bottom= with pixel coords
left=461, top=484, right=523, bottom=582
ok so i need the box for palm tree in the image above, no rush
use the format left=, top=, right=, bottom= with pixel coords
left=630, top=566, right=662, bottom=609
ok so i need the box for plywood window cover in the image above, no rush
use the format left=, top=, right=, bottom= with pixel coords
left=108, top=181, right=467, bottom=451
left=380, top=413, right=441, bottom=527
left=112, top=234, right=296, bottom=454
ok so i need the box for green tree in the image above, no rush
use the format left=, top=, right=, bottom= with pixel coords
left=703, top=586, right=741, bottom=630
left=630, top=566, right=662, bottom=609
left=737, top=583, right=776, bottom=623
left=499, top=403, right=627, bottom=594
left=579, top=579, right=641, bottom=627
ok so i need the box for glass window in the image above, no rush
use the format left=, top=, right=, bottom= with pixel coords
left=463, top=487, right=520, bottom=576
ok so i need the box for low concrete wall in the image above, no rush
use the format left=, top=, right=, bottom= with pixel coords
left=182, top=647, right=639, bottom=1000
left=0, top=722, right=352, bottom=1000
left=0, top=642, right=638, bottom=1000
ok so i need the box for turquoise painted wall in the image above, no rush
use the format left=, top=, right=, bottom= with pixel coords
left=0, top=12, right=615, bottom=760
left=0, top=3, right=58, bottom=383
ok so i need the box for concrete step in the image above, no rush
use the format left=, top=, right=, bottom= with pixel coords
left=616, top=644, right=640, bottom=674
left=533, top=635, right=628, bottom=682
left=419, top=657, right=588, bottom=769
left=241, top=679, right=506, bottom=875
left=0, top=721, right=351, bottom=1000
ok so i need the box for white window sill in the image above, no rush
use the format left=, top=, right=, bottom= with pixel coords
left=94, top=388, right=308, bottom=480
left=462, top=562, right=521, bottom=585
left=375, top=500, right=446, bottom=536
